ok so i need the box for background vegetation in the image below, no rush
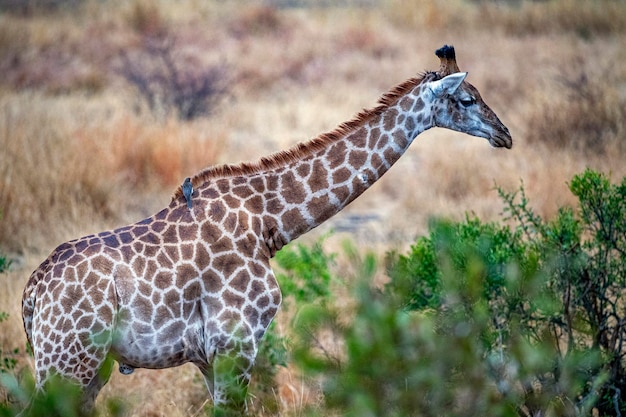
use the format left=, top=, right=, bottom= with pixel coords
left=1, top=0, right=625, bottom=415
left=284, top=169, right=626, bottom=417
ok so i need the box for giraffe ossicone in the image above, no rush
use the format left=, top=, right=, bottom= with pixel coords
left=21, top=45, right=511, bottom=415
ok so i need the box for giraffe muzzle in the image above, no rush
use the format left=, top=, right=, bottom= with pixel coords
left=490, top=124, right=512, bottom=149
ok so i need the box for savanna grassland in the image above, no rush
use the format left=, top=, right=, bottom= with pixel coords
left=1, top=0, right=626, bottom=415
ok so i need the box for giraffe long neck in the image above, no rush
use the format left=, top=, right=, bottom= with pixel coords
left=268, top=82, right=433, bottom=247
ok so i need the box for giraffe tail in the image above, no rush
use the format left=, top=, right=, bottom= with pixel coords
left=22, top=266, right=46, bottom=352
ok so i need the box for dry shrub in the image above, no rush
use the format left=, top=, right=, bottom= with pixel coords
left=527, top=68, right=626, bottom=155
left=117, top=31, right=230, bottom=121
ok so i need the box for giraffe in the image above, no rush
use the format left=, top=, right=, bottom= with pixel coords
left=21, top=45, right=512, bottom=415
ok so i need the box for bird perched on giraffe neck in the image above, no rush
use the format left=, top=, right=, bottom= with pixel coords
left=182, top=177, right=193, bottom=209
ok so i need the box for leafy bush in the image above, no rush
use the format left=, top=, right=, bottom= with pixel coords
left=0, top=227, right=10, bottom=273
left=274, top=239, right=335, bottom=308
left=290, top=169, right=626, bottom=416
left=0, top=371, right=127, bottom=417
left=0, top=256, right=10, bottom=275
left=250, top=239, right=335, bottom=414
left=0, top=234, right=16, bottom=379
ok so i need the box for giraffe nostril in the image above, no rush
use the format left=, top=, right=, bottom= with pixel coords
left=493, top=134, right=513, bottom=149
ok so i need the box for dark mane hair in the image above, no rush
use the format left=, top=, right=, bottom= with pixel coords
left=172, top=71, right=436, bottom=200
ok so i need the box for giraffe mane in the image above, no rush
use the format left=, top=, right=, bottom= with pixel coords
left=172, top=71, right=437, bottom=201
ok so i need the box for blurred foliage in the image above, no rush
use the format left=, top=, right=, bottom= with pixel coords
left=275, top=239, right=335, bottom=309
left=0, top=255, right=11, bottom=275
left=250, top=238, right=336, bottom=414
left=286, top=169, right=626, bottom=416
left=0, top=315, right=17, bottom=379
left=0, top=215, right=11, bottom=274
left=0, top=216, right=16, bottom=387
left=0, top=371, right=127, bottom=417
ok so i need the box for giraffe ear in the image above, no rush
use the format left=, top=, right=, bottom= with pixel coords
left=428, top=72, right=468, bottom=97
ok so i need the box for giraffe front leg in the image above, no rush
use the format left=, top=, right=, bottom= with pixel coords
left=211, top=345, right=256, bottom=417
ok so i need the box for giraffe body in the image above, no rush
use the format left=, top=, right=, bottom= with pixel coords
left=22, top=46, right=512, bottom=415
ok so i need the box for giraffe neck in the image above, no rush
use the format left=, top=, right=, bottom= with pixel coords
left=175, top=74, right=439, bottom=256
left=268, top=80, right=434, bottom=246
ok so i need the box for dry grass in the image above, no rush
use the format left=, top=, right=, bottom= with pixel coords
left=476, top=0, right=626, bottom=37
left=0, top=92, right=225, bottom=252
left=527, top=60, right=626, bottom=154
left=387, top=0, right=626, bottom=37
left=1, top=0, right=625, bottom=415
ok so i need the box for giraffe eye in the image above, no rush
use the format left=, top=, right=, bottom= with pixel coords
left=460, top=97, right=476, bottom=107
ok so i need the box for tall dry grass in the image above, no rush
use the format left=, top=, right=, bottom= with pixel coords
left=1, top=0, right=625, bottom=415
left=0, top=92, right=226, bottom=252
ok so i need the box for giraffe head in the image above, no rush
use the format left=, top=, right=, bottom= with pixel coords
left=426, top=45, right=512, bottom=149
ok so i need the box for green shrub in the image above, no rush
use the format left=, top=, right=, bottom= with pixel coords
left=274, top=238, right=335, bottom=308
left=0, top=225, right=11, bottom=273
left=0, top=371, right=126, bottom=417
left=290, top=169, right=626, bottom=416
left=250, top=238, right=336, bottom=414
left=293, top=222, right=599, bottom=416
